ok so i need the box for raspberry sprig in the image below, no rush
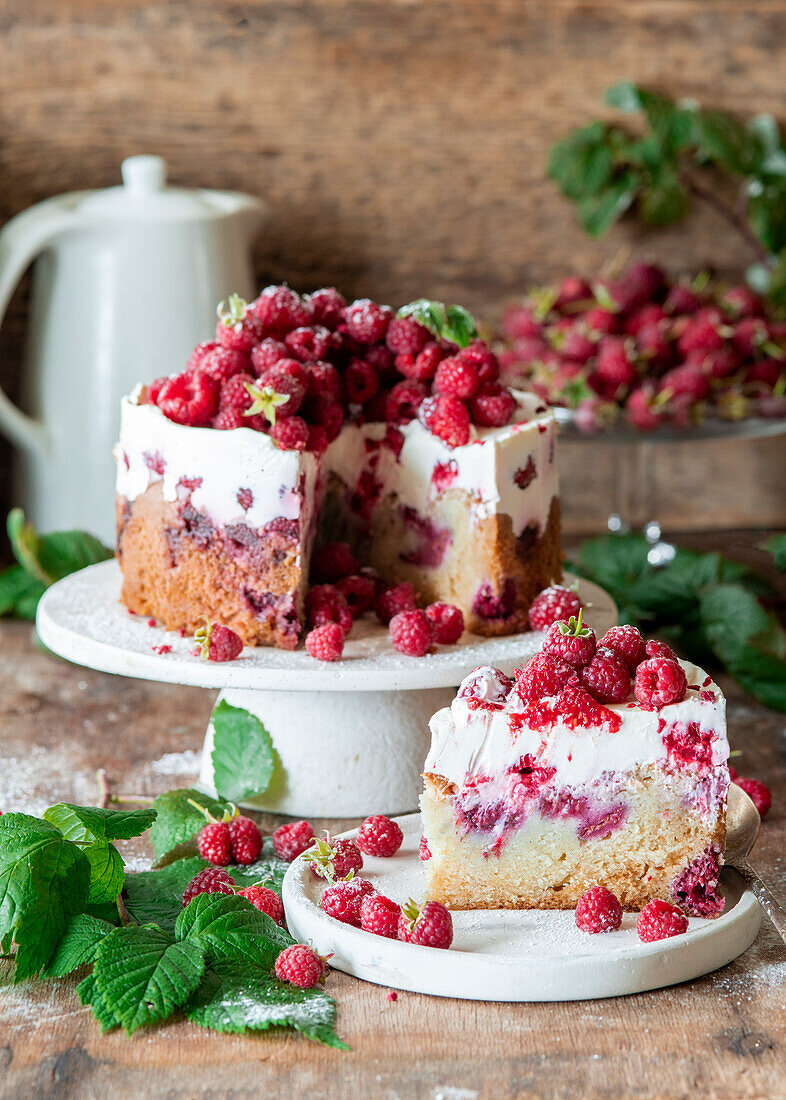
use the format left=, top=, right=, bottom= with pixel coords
left=302, top=834, right=363, bottom=883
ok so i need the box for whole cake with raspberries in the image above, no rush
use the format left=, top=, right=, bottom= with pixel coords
left=115, top=287, right=560, bottom=649
left=420, top=611, right=729, bottom=915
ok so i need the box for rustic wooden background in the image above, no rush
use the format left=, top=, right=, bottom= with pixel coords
left=1, top=0, right=785, bottom=536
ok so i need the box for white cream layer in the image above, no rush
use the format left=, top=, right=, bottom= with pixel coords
left=425, top=661, right=728, bottom=790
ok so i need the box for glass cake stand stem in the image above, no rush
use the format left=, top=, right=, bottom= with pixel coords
left=606, top=439, right=676, bottom=566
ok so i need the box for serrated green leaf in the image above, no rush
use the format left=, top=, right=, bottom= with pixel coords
left=765, top=534, right=786, bottom=572
left=210, top=701, right=275, bottom=803
left=176, top=893, right=291, bottom=968
left=149, top=789, right=233, bottom=861
left=0, top=564, right=44, bottom=618
left=0, top=813, right=91, bottom=981
left=43, top=803, right=156, bottom=844
left=693, top=109, right=756, bottom=174
left=84, top=841, right=125, bottom=906
left=576, top=173, right=638, bottom=236
left=186, top=958, right=347, bottom=1048
left=747, top=184, right=786, bottom=256
left=93, top=925, right=205, bottom=1035
left=700, top=584, right=786, bottom=660
left=397, top=299, right=448, bottom=338
left=443, top=305, right=478, bottom=349
left=41, top=913, right=114, bottom=978
left=640, top=168, right=689, bottom=225
left=725, top=649, right=786, bottom=711
left=548, top=121, right=614, bottom=200
left=36, top=529, right=112, bottom=582
left=77, top=971, right=122, bottom=1032
left=123, top=857, right=209, bottom=932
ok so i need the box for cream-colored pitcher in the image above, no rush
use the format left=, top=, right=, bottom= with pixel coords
left=0, top=155, right=266, bottom=544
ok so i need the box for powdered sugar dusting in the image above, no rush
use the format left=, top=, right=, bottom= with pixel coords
left=150, top=749, right=201, bottom=776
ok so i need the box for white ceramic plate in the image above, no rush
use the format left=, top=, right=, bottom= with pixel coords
left=283, top=814, right=762, bottom=1002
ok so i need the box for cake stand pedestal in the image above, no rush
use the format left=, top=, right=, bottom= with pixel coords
left=36, top=560, right=617, bottom=818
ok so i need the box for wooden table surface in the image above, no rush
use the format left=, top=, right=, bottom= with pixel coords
left=1, top=575, right=785, bottom=1099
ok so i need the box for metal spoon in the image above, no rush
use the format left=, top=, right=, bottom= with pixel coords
left=725, top=783, right=786, bottom=942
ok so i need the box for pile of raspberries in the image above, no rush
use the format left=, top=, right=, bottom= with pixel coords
left=501, top=262, right=786, bottom=431
left=146, top=286, right=517, bottom=451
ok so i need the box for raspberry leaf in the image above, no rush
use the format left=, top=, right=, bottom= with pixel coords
left=397, top=300, right=478, bottom=348
left=41, top=913, right=115, bottom=978
left=149, top=788, right=234, bottom=860
left=92, top=925, right=206, bottom=1036
left=175, top=893, right=291, bottom=968
left=442, top=305, right=478, bottom=348
left=209, top=700, right=275, bottom=803
left=77, top=971, right=122, bottom=1033
left=83, top=840, right=125, bottom=906
left=43, top=804, right=156, bottom=843
left=765, top=534, right=786, bottom=573
left=123, top=856, right=211, bottom=932
left=7, top=508, right=112, bottom=587
left=0, top=563, right=45, bottom=618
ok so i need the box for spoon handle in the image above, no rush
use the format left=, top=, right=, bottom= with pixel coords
left=734, top=857, right=786, bottom=943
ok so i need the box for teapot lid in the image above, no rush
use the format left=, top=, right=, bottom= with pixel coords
left=74, top=155, right=263, bottom=222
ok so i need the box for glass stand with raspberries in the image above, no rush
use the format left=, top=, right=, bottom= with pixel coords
left=36, top=561, right=616, bottom=818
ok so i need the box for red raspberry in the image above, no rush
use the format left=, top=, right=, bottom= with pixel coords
left=360, top=893, right=401, bottom=939
left=146, top=376, right=168, bottom=405
left=734, top=777, right=771, bottom=819
left=470, top=383, right=516, bottom=428
left=272, top=820, right=314, bottom=862
left=238, top=884, right=285, bottom=924
left=677, top=315, right=724, bottom=358
left=284, top=325, right=335, bottom=363
left=389, top=609, right=435, bottom=657
left=514, top=652, right=574, bottom=701
left=304, top=835, right=363, bottom=882
left=397, top=342, right=443, bottom=383
left=626, top=385, right=663, bottom=431
left=320, top=877, right=375, bottom=926
left=356, top=815, right=404, bottom=857
left=269, top=415, right=309, bottom=451
left=418, top=395, right=471, bottom=448
left=645, top=638, right=677, bottom=662
left=307, top=424, right=329, bottom=455
left=250, top=338, right=289, bottom=376
left=386, top=379, right=428, bottom=424
left=199, top=623, right=243, bottom=662
left=219, top=372, right=257, bottom=414
left=386, top=315, right=430, bottom=356
left=636, top=898, right=688, bottom=942
left=266, top=373, right=307, bottom=419
left=580, top=649, right=631, bottom=703
left=186, top=341, right=218, bottom=374
left=664, top=283, right=703, bottom=314
left=595, top=337, right=636, bottom=393
left=575, top=886, right=623, bottom=933
left=197, top=821, right=232, bottom=866
left=528, top=585, right=582, bottom=630
left=599, top=625, right=646, bottom=671
left=425, top=602, right=464, bottom=644
left=336, top=574, right=377, bottom=618
left=419, top=835, right=431, bottom=861
left=376, top=582, right=417, bottom=625
left=212, top=408, right=244, bottom=430
left=305, top=623, right=345, bottom=662
left=434, top=356, right=480, bottom=400
left=556, top=275, right=592, bottom=309
left=157, top=371, right=219, bottom=427
left=343, top=299, right=393, bottom=344
left=728, top=764, right=740, bottom=783
left=365, top=343, right=397, bottom=383
left=345, top=358, right=380, bottom=405
left=303, top=392, right=344, bottom=441
left=311, top=542, right=359, bottom=584
left=216, top=296, right=263, bottom=352
left=228, top=815, right=263, bottom=864
left=583, top=308, right=618, bottom=335
left=459, top=342, right=500, bottom=384
left=308, top=287, right=346, bottom=326
left=722, top=285, right=763, bottom=319
left=397, top=898, right=453, bottom=949
left=305, top=584, right=353, bottom=636
left=659, top=363, right=710, bottom=402
left=303, top=362, right=342, bottom=402
left=543, top=611, right=596, bottom=668
left=634, top=658, right=688, bottom=709
left=252, top=285, right=311, bottom=334
left=274, top=944, right=327, bottom=989
left=182, top=867, right=236, bottom=907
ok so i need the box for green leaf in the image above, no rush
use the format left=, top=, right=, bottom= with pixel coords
left=84, top=841, right=125, bottom=906
left=14, top=588, right=47, bottom=621
left=41, top=913, right=114, bottom=978
left=725, top=649, right=786, bottom=712
left=77, top=971, right=121, bottom=1032
left=43, top=804, right=156, bottom=844
left=605, top=81, right=643, bottom=113
left=747, top=183, right=786, bottom=256
left=0, top=813, right=91, bottom=981
left=123, top=857, right=209, bottom=932
left=7, top=509, right=48, bottom=583
left=693, top=109, right=755, bottom=174
left=547, top=121, right=613, bottom=200
left=396, top=299, right=448, bottom=336
left=0, top=564, right=44, bottom=618
left=186, top=958, right=347, bottom=1048
left=93, top=925, right=205, bottom=1035
left=640, top=168, right=689, bottom=225
left=442, top=305, right=478, bottom=348
left=765, top=534, right=786, bottom=572
left=699, top=584, right=786, bottom=660
left=576, top=173, right=638, bottom=236
left=210, top=701, right=275, bottom=803
left=6, top=509, right=111, bottom=587
left=149, top=789, right=233, bottom=861
left=175, top=893, right=291, bottom=969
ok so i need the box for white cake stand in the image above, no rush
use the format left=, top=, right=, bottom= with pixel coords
left=36, top=560, right=617, bottom=818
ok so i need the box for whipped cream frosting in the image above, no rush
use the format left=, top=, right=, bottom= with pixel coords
left=425, top=661, right=728, bottom=790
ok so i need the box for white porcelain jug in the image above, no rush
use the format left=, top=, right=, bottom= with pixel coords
left=0, top=155, right=266, bottom=544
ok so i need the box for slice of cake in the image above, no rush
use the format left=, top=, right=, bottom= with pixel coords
left=115, top=287, right=561, bottom=647
left=420, top=627, right=729, bottom=915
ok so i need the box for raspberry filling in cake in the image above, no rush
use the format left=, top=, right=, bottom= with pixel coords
left=420, top=644, right=729, bottom=914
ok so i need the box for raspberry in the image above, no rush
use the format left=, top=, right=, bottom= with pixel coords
left=305, top=623, right=345, bottom=662
left=264, top=374, right=306, bottom=419
left=197, top=822, right=232, bottom=866
left=192, top=342, right=250, bottom=383
left=583, top=308, right=618, bottom=336
left=196, top=622, right=244, bottom=662
left=635, top=657, right=687, bottom=709
left=250, top=338, right=289, bottom=376
left=303, top=392, right=344, bottom=441
left=219, top=372, right=257, bottom=414
left=664, top=283, right=703, bottom=314
left=386, top=315, right=430, bottom=356
left=556, top=275, right=592, bottom=309
left=458, top=665, right=514, bottom=708
left=186, top=341, right=218, bottom=374
left=470, top=383, right=516, bottom=428
left=386, top=379, right=428, bottom=424
left=272, top=820, right=314, bottom=861
left=311, top=542, right=359, bottom=584
left=343, top=358, right=378, bottom=405
left=376, top=582, right=417, bottom=625
left=626, top=385, right=663, bottom=431
left=580, top=649, right=631, bottom=703
left=397, top=342, right=443, bottom=383
left=284, top=325, right=336, bottom=363
left=274, top=944, right=327, bottom=989
left=320, top=877, right=375, bottom=925
left=645, top=638, right=677, bottom=662
left=735, top=777, right=771, bottom=819
left=528, top=585, right=582, bottom=630
left=304, top=835, right=363, bottom=882
left=157, top=371, right=219, bottom=427
left=146, top=377, right=168, bottom=405
left=419, top=835, right=431, bottom=861
left=418, top=395, right=471, bottom=448
left=216, top=295, right=263, bottom=351
left=182, top=867, right=236, bottom=907
left=434, top=356, right=480, bottom=400
left=575, top=886, right=623, bottom=933
left=307, top=424, right=329, bottom=455
left=636, top=898, right=688, bottom=942
left=269, top=415, right=309, bottom=451
left=514, top=652, right=574, bottom=701
left=659, top=364, right=710, bottom=402
left=389, top=609, right=435, bottom=657
left=595, top=337, right=636, bottom=393
left=212, top=408, right=244, bottom=430
left=677, top=316, right=724, bottom=358
left=543, top=611, right=596, bottom=668
left=343, top=299, right=393, bottom=344
left=397, top=898, right=453, bottom=949
left=238, top=884, right=285, bottom=924
left=361, top=893, right=401, bottom=939
left=306, top=584, right=353, bottom=636
left=308, top=287, right=346, bottom=326
left=459, top=342, right=500, bottom=385
left=336, top=574, right=377, bottom=618
left=722, top=285, right=763, bottom=319
left=228, top=815, right=263, bottom=864
left=599, top=625, right=646, bottom=672
left=252, top=285, right=311, bottom=334
left=624, top=304, right=666, bottom=336
left=365, top=343, right=397, bottom=383
left=425, top=602, right=464, bottom=644
left=356, top=815, right=404, bottom=857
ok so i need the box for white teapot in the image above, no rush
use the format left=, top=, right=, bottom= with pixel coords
left=0, top=155, right=266, bottom=544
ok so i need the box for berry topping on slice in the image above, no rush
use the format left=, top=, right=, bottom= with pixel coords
left=514, top=653, right=574, bottom=702
left=360, top=893, right=401, bottom=939
left=308, top=286, right=346, bottom=325
left=434, top=355, right=481, bottom=400
left=528, top=585, right=582, bottom=631
left=228, top=815, right=263, bottom=865
left=397, top=898, right=453, bottom=949
left=734, top=776, right=771, bottom=819
left=215, top=294, right=262, bottom=352
left=580, top=649, right=631, bottom=704
left=575, top=886, right=623, bottom=933
left=389, top=609, right=435, bottom=657
left=303, top=835, right=363, bottom=882
left=194, top=622, right=244, bottom=662
left=634, top=657, right=688, bottom=709
left=598, top=625, right=646, bottom=671
left=252, top=285, right=311, bottom=334
left=274, top=944, right=328, bottom=988
left=320, top=877, right=375, bottom=926
left=269, top=415, right=309, bottom=451
left=356, top=815, right=404, bottom=858
left=157, top=371, right=220, bottom=426
left=542, top=609, right=596, bottom=668
left=182, top=867, right=236, bottom=907
left=636, top=899, right=688, bottom=942
left=425, top=602, right=464, bottom=645
left=386, top=315, right=431, bottom=356
left=386, top=379, right=429, bottom=424
left=552, top=680, right=622, bottom=732
left=305, top=622, right=345, bottom=662
left=418, top=394, right=471, bottom=448
left=237, top=883, right=285, bottom=924
left=272, top=819, right=314, bottom=861
left=343, top=299, right=393, bottom=344
left=644, top=638, right=678, bottom=662
left=458, top=665, right=514, bottom=709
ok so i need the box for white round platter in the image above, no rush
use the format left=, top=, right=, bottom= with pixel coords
left=283, top=813, right=762, bottom=1002
left=36, top=560, right=616, bottom=691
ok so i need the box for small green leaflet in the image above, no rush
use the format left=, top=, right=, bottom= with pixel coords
left=766, top=534, right=786, bottom=573
left=43, top=803, right=156, bottom=843
left=210, top=701, right=275, bottom=803
left=77, top=971, right=122, bottom=1033
left=83, top=841, right=125, bottom=906
left=7, top=508, right=112, bottom=587
left=175, top=893, right=291, bottom=969
left=396, top=299, right=478, bottom=348
left=149, top=789, right=233, bottom=861
left=0, top=813, right=91, bottom=982
left=0, top=563, right=45, bottom=618
left=41, top=913, right=115, bottom=978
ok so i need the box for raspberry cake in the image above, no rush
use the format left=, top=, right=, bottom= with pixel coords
left=420, top=629, right=729, bottom=915
left=115, top=288, right=560, bottom=647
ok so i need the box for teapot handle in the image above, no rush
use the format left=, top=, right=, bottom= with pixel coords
left=0, top=205, right=71, bottom=454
